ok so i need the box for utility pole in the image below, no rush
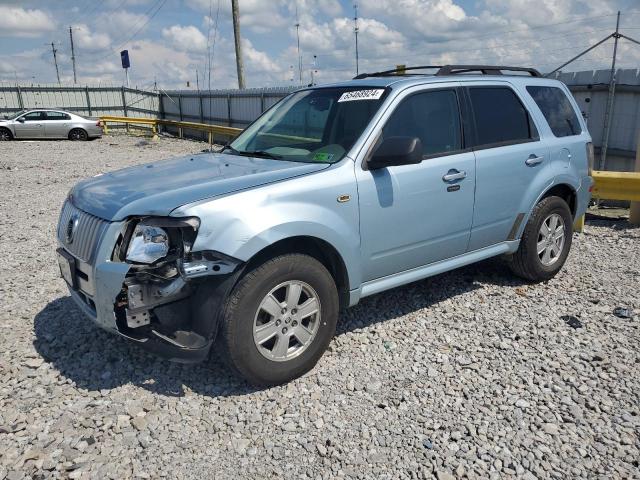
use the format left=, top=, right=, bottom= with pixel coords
left=295, top=3, right=302, bottom=84
left=231, top=0, right=246, bottom=89
left=51, top=42, right=61, bottom=85
left=354, top=4, right=360, bottom=76
left=69, top=26, right=77, bottom=84
left=600, top=11, right=621, bottom=171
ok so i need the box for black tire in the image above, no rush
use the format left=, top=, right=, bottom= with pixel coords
left=69, top=128, right=88, bottom=141
left=0, top=127, right=12, bottom=141
left=219, top=254, right=339, bottom=386
left=509, top=196, right=573, bottom=282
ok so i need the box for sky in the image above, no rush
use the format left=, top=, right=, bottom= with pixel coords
left=0, top=0, right=639, bottom=90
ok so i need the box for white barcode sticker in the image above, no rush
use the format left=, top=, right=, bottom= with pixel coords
left=337, top=89, right=385, bottom=102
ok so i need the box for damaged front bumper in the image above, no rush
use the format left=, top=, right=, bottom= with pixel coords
left=59, top=219, right=242, bottom=363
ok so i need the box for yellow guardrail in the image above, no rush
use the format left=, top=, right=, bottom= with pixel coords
left=591, top=170, right=640, bottom=202
left=99, top=115, right=243, bottom=143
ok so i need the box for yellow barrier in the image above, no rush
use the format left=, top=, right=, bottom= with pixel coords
left=573, top=170, right=640, bottom=231
left=591, top=170, right=640, bottom=202
left=99, top=115, right=243, bottom=143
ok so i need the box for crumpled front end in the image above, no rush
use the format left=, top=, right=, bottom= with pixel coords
left=56, top=198, right=243, bottom=363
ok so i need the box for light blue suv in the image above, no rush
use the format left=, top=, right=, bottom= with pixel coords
left=56, top=65, right=593, bottom=385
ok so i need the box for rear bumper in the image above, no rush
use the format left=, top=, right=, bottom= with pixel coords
left=576, top=175, right=593, bottom=218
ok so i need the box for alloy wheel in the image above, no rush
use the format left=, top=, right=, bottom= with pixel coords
left=253, top=280, right=321, bottom=362
left=537, top=213, right=565, bottom=266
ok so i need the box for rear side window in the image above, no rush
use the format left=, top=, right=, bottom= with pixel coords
left=383, top=89, right=462, bottom=157
left=468, top=87, right=536, bottom=147
left=45, top=111, right=71, bottom=120
left=526, top=86, right=581, bottom=137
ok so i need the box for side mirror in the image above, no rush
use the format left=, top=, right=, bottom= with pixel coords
left=366, top=136, right=423, bottom=170
left=17, top=117, right=25, bottom=123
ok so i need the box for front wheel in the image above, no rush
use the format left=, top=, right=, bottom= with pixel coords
left=0, top=128, right=12, bottom=141
left=219, top=254, right=339, bottom=386
left=509, top=196, right=573, bottom=282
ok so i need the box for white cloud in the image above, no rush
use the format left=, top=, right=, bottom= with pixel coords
left=162, top=25, right=208, bottom=53
left=0, top=6, right=55, bottom=37
left=73, top=25, right=112, bottom=52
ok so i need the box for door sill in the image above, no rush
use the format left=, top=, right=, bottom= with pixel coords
left=352, top=240, right=520, bottom=303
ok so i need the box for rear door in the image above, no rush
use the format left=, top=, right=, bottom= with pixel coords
left=463, top=83, right=549, bottom=251
left=44, top=111, right=72, bottom=138
left=13, top=111, right=46, bottom=138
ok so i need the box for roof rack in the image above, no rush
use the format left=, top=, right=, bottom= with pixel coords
left=353, top=64, right=542, bottom=80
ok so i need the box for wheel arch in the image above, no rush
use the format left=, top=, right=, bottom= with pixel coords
left=539, top=183, right=577, bottom=218
left=242, top=236, right=351, bottom=310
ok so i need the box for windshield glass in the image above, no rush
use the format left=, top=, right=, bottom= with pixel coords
left=229, top=87, right=388, bottom=163
left=5, top=110, right=27, bottom=120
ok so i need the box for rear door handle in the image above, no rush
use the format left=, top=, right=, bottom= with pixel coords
left=442, top=169, right=467, bottom=182
left=525, top=155, right=544, bottom=166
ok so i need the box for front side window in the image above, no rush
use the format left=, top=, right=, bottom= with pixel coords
left=468, top=87, right=536, bottom=147
left=382, top=89, right=462, bottom=157
left=526, top=86, right=581, bottom=137
left=22, top=111, right=45, bottom=121
left=229, top=87, right=388, bottom=163
left=45, top=111, right=71, bottom=120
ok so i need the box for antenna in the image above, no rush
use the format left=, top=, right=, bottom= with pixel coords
left=295, top=2, right=302, bottom=84
left=69, top=26, right=77, bottom=84
left=353, top=4, right=359, bottom=76
left=51, top=42, right=61, bottom=85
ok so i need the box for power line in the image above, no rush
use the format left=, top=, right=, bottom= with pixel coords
left=80, top=0, right=167, bottom=62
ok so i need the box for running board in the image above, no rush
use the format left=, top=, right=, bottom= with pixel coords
left=356, top=240, right=520, bottom=300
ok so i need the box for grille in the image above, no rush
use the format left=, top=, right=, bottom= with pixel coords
left=57, top=200, right=109, bottom=262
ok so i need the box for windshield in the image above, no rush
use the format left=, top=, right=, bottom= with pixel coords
left=5, top=110, right=27, bottom=120
left=228, top=87, right=388, bottom=164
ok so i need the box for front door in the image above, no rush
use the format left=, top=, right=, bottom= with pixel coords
left=356, top=86, right=476, bottom=282
left=13, top=111, right=46, bottom=138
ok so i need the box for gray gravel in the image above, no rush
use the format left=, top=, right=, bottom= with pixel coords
left=1, top=136, right=639, bottom=479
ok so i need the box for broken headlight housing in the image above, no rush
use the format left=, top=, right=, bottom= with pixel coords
left=126, top=225, right=170, bottom=264
left=118, top=217, right=200, bottom=265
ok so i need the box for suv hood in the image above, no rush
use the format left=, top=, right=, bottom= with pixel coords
left=70, top=152, right=330, bottom=221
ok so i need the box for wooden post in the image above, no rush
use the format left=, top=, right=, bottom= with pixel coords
left=630, top=128, right=640, bottom=225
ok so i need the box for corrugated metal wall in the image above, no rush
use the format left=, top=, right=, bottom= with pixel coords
left=159, top=86, right=297, bottom=141
left=553, top=69, right=640, bottom=171
left=0, top=83, right=159, bottom=118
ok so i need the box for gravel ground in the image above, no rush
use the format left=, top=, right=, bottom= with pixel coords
left=1, top=136, right=639, bottom=480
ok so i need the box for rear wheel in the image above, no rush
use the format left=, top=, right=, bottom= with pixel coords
left=219, top=254, right=339, bottom=386
left=0, top=128, right=12, bottom=141
left=509, top=196, right=573, bottom=281
left=69, top=128, right=88, bottom=141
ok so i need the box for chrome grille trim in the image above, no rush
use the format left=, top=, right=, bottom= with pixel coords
left=57, top=200, right=109, bottom=262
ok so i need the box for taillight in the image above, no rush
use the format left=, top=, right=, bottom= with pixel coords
left=96, top=120, right=102, bottom=127
left=586, top=142, right=594, bottom=174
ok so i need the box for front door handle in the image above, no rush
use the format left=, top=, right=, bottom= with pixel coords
left=442, top=169, right=467, bottom=182
left=525, top=154, right=544, bottom=166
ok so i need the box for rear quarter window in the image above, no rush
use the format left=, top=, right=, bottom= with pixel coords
left=526, top=85, right=582, bottom=137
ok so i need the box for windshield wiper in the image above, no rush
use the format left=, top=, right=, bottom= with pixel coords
left=235, top=149, right=283, bottom=159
